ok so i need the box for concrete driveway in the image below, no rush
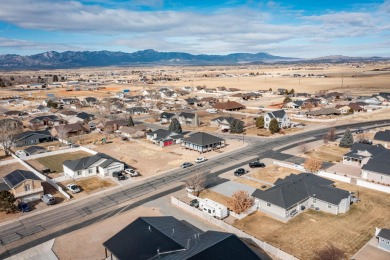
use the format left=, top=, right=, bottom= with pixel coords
left=326, top=163, right=362, bottom=178
left=211, top=180, right=256, bottom=197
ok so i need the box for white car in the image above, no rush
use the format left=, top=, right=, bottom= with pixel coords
left=125, top=169, right=139, bottom=177
left=66, top=183, right=81, bottom=194
left=195, top=157, right=207, bottom=163
left=206, top=108, right=218, bottom=113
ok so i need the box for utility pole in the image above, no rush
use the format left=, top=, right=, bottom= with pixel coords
left=341, top=74, right=344, bottom=87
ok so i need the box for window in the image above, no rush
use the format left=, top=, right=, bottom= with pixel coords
left=313, top=198, right=316, bottom=203
left=266, top=118, right=269, bottom=121
left=24, top=184, right=31, bottom=191
left=88, top=169, right=93, bottom=174
left=267, top=203, right=271, bottom=207
left=77, top=171, right=82, bottom=176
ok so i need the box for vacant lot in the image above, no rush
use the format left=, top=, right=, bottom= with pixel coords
left=250, top=165, right=300, bottom=184
left=61, top=177, right=116, bottom=198
left=245, top=127, right=272, bottom=137
left=199, top=189, right=230, bottom=207
left=234, top=182, right=390, bottom=259
left=306, top=144, right=350, bottom=162
left=234, top=178, right=270, bottom=190
left=32, top=151, right=91, bottom=173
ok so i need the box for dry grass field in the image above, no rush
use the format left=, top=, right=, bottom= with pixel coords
left=233, top=178, right=270, bottom=190
left=32, top=151, right=91, bottom=173
left=199, top=189, right=230, bottom=207
left=250, top=165, right=300, bottom=184
left=62, top=177, right=116, bottom=194
left=306, top=145, right=350, bottom=162
left=234, top=182, right=390, bottom=259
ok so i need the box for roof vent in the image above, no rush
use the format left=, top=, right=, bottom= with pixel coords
left=313, top=194, right=316, bottom=197
left=148, top=226, right=151, bottom=232
left=172, top=228, right=174, bottom=235
left=157, top=248, right=160, bottom=254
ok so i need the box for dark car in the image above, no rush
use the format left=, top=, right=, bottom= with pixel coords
left=234, top=168, right=247, bottom=176
left=249, top=161, right=266, bottom=168
left=221, top=129, right=229, bottom=133
left=355, top=128, right=364, bottom=134
left=181, top=162, right=193, bottom=169
left=190, top=199, right=199, bottom=208
left=19, top=202, right=31, bottom=212
left=113, top=171, right=126, bottom=180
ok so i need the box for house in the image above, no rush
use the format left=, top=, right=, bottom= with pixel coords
left=217, top=86, right=227, bottom=92
left=178, top=112, right=199, bottom=127
left=60, top=98, right=80, bottom=105
left=213, top=101, right=245, bottom=111
left=335, top=105, right=353, bottom=114
left=276, top=88, right=287, bottom=95
left=251, top=173, right=351, bottom=220
left=63, top=153, right=124, bottom=178
left=24, top=146, right=47, bottom=156
left=29, top=115, right=64, bottom=129
left=182, top=132, right=225, bottom=153
left=146, top=129, right=183, bottom=147
left=104, top=120, right=128, bottom=133
left=52, top=123, right=89, bottom=138
left=284, top=100, right=304, bottom=109
left=68, top=112, right=95, bottom=124
left=14, top=129, right=54, bottom=147
left=0, top=170, right=43, bottom=202
left=160, top=91, right=177, bottom=99
left=33, top=105, right=50, bottom=113
left=126, top=107, right=148, bottom=115
left=181, top=86, right=193, bottom=92
left=373, top=130, right=390, bottom=148
left=103, top=216, right=262, bottom=260
left=264, top=110, right=290, bottom=129
left=342, top=143, right=387, bottom=167
left=160, top=112, right=176, bottom=124
left=295, top=93, right=311, bottom=98
left=120, top=125, right=147, bottom=139
left=115, top=92, right=126, bottom=99
left=184, top=98, right=199, bottom=106
left=4, top=110, right=27, bottom=117
left=59, top=110, right=78, bottom=118
left=83, top=97, right=98, bottom=106
left=376, top=228, right=390, bottom=252
left=210, top=116, right=241, bottom=130
left=361, top=148, right=390, bottom=185
left=306, top=108, right=341, bottom=117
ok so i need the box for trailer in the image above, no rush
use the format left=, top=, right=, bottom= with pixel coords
left=199, top=198, right=228, bottom=219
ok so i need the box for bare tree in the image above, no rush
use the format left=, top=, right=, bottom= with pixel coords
left=150, top=111, right=160, bottom=122
left=55, top=124, right=69, bottom=145
left=323, top=134, right=330, bottom=144
left=298, top=142, right=309, bottom=154
left=0, top=119, right=23, bottom=156
left=303, top=158, right=323, bottom=173
left=328, top=128, right=336, bottom=142
left=184, top=174, right=206, bottom=196
left=228, top=190, right=254, bottom=214
left=314, top=243, right=346, bottom=260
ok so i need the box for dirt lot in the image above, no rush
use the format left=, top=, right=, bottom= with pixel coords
left=60, top=177, right=116, bottom=198
left=250, top=165, right=300, bottom=184
left=233, top=178, right=271, bottom=190
left=245, top=127, right=272, bottom=137
left=31, top=151, right=91, bottom=173
left=0, top=162, right=29, bottom=178
left=306, top=144, right=350, bottom=162
left=199, top=189, right=230, bottom=207
left=234, top=182, right=390, bottom=260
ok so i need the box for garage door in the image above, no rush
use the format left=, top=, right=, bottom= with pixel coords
left=20, top=193, right=42, bottom=203
left=106, top=166, right=123, bottom=175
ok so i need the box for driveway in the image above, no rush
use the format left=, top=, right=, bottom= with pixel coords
left=353, top=236, right=390, bottom=260
left=211, top=180, right=256, bottom=197
left=326, top=163, right=362, bottom=178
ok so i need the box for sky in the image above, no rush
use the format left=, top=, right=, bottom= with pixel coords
left=0, top=0, right=389, bottom=58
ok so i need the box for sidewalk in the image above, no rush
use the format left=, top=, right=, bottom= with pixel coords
left=6, top=239, right=57, bottom=260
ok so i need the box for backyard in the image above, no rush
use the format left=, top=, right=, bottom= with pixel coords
left=31, top=151, right=91, bottom=173
left=61, top=177, right=116, bottom=198
left=306, top=144, right=350, bottom=162
left=233, top=182, right=390, bottom=259
left=199, top=189, right=230, bottom=207
left=250, top=165, right=300, bottom=184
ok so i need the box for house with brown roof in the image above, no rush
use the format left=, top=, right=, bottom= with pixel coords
left=213, top=101, right=245, bottom=111
left=51, top=123, right=89, bottom=138
left=103, top=120, right=129, bottom=133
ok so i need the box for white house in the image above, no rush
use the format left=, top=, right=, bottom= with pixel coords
left=264, top=109, right=290, bottom=129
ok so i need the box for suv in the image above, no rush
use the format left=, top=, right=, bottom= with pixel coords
left=249, top=161, right=266, bottom=168
left=19, top=202, right=31, bottom=212
left=66, top=183, right=81, bottom=194
left=195, top=157, right=207, bottom=164
left=181, top=162, right=193, bottom=168
left=124, top=169, right=139, bottom=177
left=41, top=194, right=56, bottom=205
left=113, top=171, right=126, bottom=180
left=234, top=168, right=247, bottom=176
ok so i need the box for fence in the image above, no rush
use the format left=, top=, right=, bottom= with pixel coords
left=273, top=160, right=305, bottom=171
left=21, top=147, right=82, bottom=160
left=317, top=171, right=352, bottom=183
left=356, top=179, right=390, bottom=194
left=0, top=158, right=17, bottom=166
left=171, top=196, right=299, bottom=260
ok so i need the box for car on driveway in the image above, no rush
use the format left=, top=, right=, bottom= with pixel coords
left=234, top=168, right=247, bottom=176
left=195, top=157, right=207, bottom=164
left=41, top=194, right=56, bottom=205
left=124, top=169, right=139, bottom=177
left=66, top=183, right=81, bottom=194
left=249, top=161, right=266, bottom=168
left=18, top=202, right=31, bottom=212
left=181, top=162, right=193, bottom=168
left=113, top=171, right=126, bottom=180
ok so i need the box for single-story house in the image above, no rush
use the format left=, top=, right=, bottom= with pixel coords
left=184, top=98, right=199, bottom=106
left=178, top=112, right=199, bottom=127
left=213, top=101, right=245, bottom=111
left=14, top=129, right=54, bottom=147
left=52, top=123, right=89, bottom=138
left=0, top=170, right=43, bottom=202
left=376, top=228, right=390, bottom=252
left=146, top=129, right=183, bottom=147
left=103, top=216, right=262, bottom=260
left=29, top=115, right=64, bottom=129
left=264, top=109, right=290, bottom=129
left=374, top=130, right=390, bottom=148
left=251, top=173, right=351, bottom=220
left=284, top=100, right=304, bottom=109
left=67, top=112, right=95, bottom=124
left=210, top=116, right=242, bottom=130
left=24, top=146, right=47, bottom=156
left=59, top=110, right=78, bottom=118
left=182, top=132, right=225, bottom=153
left=83, top=97, right=98, bottom=106
left=160, top=112, right=176, bottom=124
left=306, top=108, right=341, bottom=117
left=126, top=107, right=148, bottom=115
left=120, top=125, right=148, bottom=139
left=63, top=153, right=124, bottom=179
left=361, top=148, right=390, bottom=185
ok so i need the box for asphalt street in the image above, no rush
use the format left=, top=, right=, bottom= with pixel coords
left=0, top=119, right=388, bottom=258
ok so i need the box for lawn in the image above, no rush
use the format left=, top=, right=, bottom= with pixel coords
left=251, top=165, right=300, bottom=184
left=33, top=151, right=91, bottom=173
left=245, top=128, right=272, bottom=137
left=233, top=182, right=390, bottom=260
left=306, top=144, right=350, bottom=162
left=199, top=189, right=230, bottom=207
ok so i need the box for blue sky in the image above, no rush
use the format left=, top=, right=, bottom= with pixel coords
left=0, top=0, right=389, bottom=57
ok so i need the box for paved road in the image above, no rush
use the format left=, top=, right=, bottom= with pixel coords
left=0, top=119, right=388, bottom=258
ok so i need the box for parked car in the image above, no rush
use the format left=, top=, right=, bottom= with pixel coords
left=41, top=194, right=56, bottom=205
left=206, top=108, right=217, bottom=113
left=181, top=162, right=193, bottom=168
left=355, top=128, right=364, bottom=134
left=190, top=199, right=199, bottom=208
left=66, top=183, right=81, bottom=194
left=221, top=129, right=229, bottom=133
left=234, top=168, right=247, bottom=176
left=18, top=202, right=31, bottom=212
left=195, top=157, right=207, bottom=164
left=249, top=161, right=266, bottom=168
left=124, top=169, right=139, bottom=177
left=113, top=171, right=126, bottom=180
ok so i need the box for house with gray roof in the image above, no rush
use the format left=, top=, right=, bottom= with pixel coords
left=178, top=112, right=199, bottom=127
left=251, top=173, right=351, bottom=221
left=14, top=129, right=54, bottom=147
left=343, top=143, right=387, bottom=167
left=376, top=228, right=390, bottom=252
left=284, top=100, right=304, bottom=109
left=374, top=130, right=390, bottom=148
left=210, top=116, right=242, bottom=130
left=160, top=112, right=176, bottom=124
left=126, top=107, right=148, bottom=115
left=182, top=132, right=225, bottom=153
left=146, top=129, right=183, bottom=147
left=264, top=109, right=290, bottom=129
left=0, top=170, right=43, bottom=202
left=24, top=146, right=47, bottom=156
left=63, top=153, right=124, bottom=179
left=361, top=149, right=390, bottom=185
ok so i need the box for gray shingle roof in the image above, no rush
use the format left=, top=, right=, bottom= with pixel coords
left=179, top=112, right=196, bottom=119
left=161, top=112, right=176, bottom=119
left=147, top=129, right=183, bottom=141
left=24, top=146, right=47, bottom=155
left=63, top=153, right=120, bottom=171
left=374, top=130, right=390, bottom=142
left=15, top=129, right=52, bottom=143
left=362, top=150, right=390, bottom=176
left=377, top=228, right=390, bottom=240
left=183, top=132, right=224, bottom=146
left=3, top=170, right=41, bottom=188
left=266, top=109, right=286, bottom=119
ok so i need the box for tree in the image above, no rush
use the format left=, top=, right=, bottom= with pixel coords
left=269, top=118, right=280, bottom=134
left=0, top=190, right=18, bottom=213
left=347, top=107, right=354, bottom=114
left=127, top=116, right=134, bottom=127
left=0, top=119, right=23, bottom=156
left=0, top=77, right=6, bottom=88
left=150, top=111, right=160, bottom=122
left=47, top=100, right=58, bottom=109
left=314, top=243, right=346, bottom=260
left=255, top=116, right=264, bottom=129
left=230, top=119, right=244, bottom=134
left=323, top=134, right=330, bottom=144
left=52, top=75, right=59, bottom=82
left=328, top=128, right=336, bottom=142
left=283, top=96, right=292, bottom=104
left=228, top=190, right=254, bottom=214
left=56, top=124, right=69, bottom=145
left=184, top=174, right=205, bottom=196
left=303, top=158, right=323, bottom=172
left=168, top=118, right=182, bottom=133
left=298, top=142, right=309, bottom=154
left=339, top=129, right=353, bottom=148
left=284, top=89, right=289, bottom=95
left=289, top=88, right=295, bottom=95
left=268, top=88, right=272, bottom=92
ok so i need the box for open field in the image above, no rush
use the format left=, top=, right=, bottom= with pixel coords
left=199, top=189, right=230, bottom=207
left=306, top=144, right=350, bottom=162
left=32, top=151, right=91, bottom=173
left=250, top=165, right=301, bottom=184
left=234, top=182, right=390, bottom=259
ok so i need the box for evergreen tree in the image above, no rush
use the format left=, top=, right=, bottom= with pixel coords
left=127, top=116, right=134, bottom=126
left=269, top=118, right=280, bottom=134
left=255, top=116, right=264, bottom=128
left=0, top=78, right=5, bottom=88
left=53, top=75, right=59, bottom=82
left=268, top=88, right=272, bottom=92
left=283, top=96, right=292, bottom=104
left=348, top=107, right=354, bottom=114
left=230, top=119, right=244, bottom=133
left=168, top=118, right=182, bottom=133
left=0, top=190, right=18, bottom=213
left=339, top=129, right=354, bottom=148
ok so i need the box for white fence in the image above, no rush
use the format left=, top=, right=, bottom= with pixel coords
left=22, top=147, right=82, bottom=160
left=356, top=179, right=390, bottom=194
left=317, top=171, right=352, bottom=183
left=0, top=158, right=17, bottom=166
left=273, top=160, right=305, bottom=171
left=171, top=196, right=299, bottom=260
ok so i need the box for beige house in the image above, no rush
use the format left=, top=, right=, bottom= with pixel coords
left=1, top=170, right=43, bottom=202
left=120, top=125, right=148, bottom=138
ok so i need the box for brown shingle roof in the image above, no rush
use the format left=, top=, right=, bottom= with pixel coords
left=213, top=101, right=245, bottom=110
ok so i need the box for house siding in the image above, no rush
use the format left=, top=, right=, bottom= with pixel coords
left=12, top=179, right=44, bottom=202
left=362, top=169, right=390, bottom=185
left=378, top=238, right=390, bottom=251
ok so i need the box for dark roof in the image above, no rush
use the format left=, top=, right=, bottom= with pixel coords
left=104, top=120, right=128, bottom=128
left=306, top=108, right=341, bottom=116
left=213, top=101, right=245, bottom=110
left=211, top=116, right=237, bottom=124
left=377, top=228, right=390, bottom=240
left=76, top=112, right=94, bottom=120
left=362, top=150, right=390, bottom=176
left=184, top=98, right=199, bottom=104
left=54, top=123, right=88, bottom=133
left=127, top=107, right=148, bottom=113
left=24, top=146, right=47, bottom=155
left=29, top=115, right=60, bottom=123
left=103, top=216, right=261, bottom=260
left=179, top=112, right=196, bottom=119
left=161, top=112, right=176, bottom=119
left=85, top=97, right=97, bottom=102
left=16, top=129, right=52, bottom=142
left=266, top=109, right=286, bottom=119
left=147, top=129, right=183, bottom=140
left=3, top=170, right=41, bottom=188
left=374, top=130, right=390, bottom=142
left=344, top=143, right=387, bottom=159
left=252, top=173, right=350, bottom=209
left=61, top=110, right=78, bottom=116
left=183, top=132, right=224, bottom=146
left=63, top=153, right=121, bottom=171
left=0, top=182, right=10, bottom=192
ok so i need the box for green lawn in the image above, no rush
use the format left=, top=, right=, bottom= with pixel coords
left=34, top=151, right=91, bottom=173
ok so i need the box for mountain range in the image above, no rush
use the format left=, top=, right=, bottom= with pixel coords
left=0, top=49, right=388, bottom=69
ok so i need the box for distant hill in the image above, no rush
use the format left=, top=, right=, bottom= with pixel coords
left=0, top=50, right=388, bottom=69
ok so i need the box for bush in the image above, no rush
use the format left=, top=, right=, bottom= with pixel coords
left=269, top=118, right=280, bottom=134
left=168, top=118, right=182, bottom=133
